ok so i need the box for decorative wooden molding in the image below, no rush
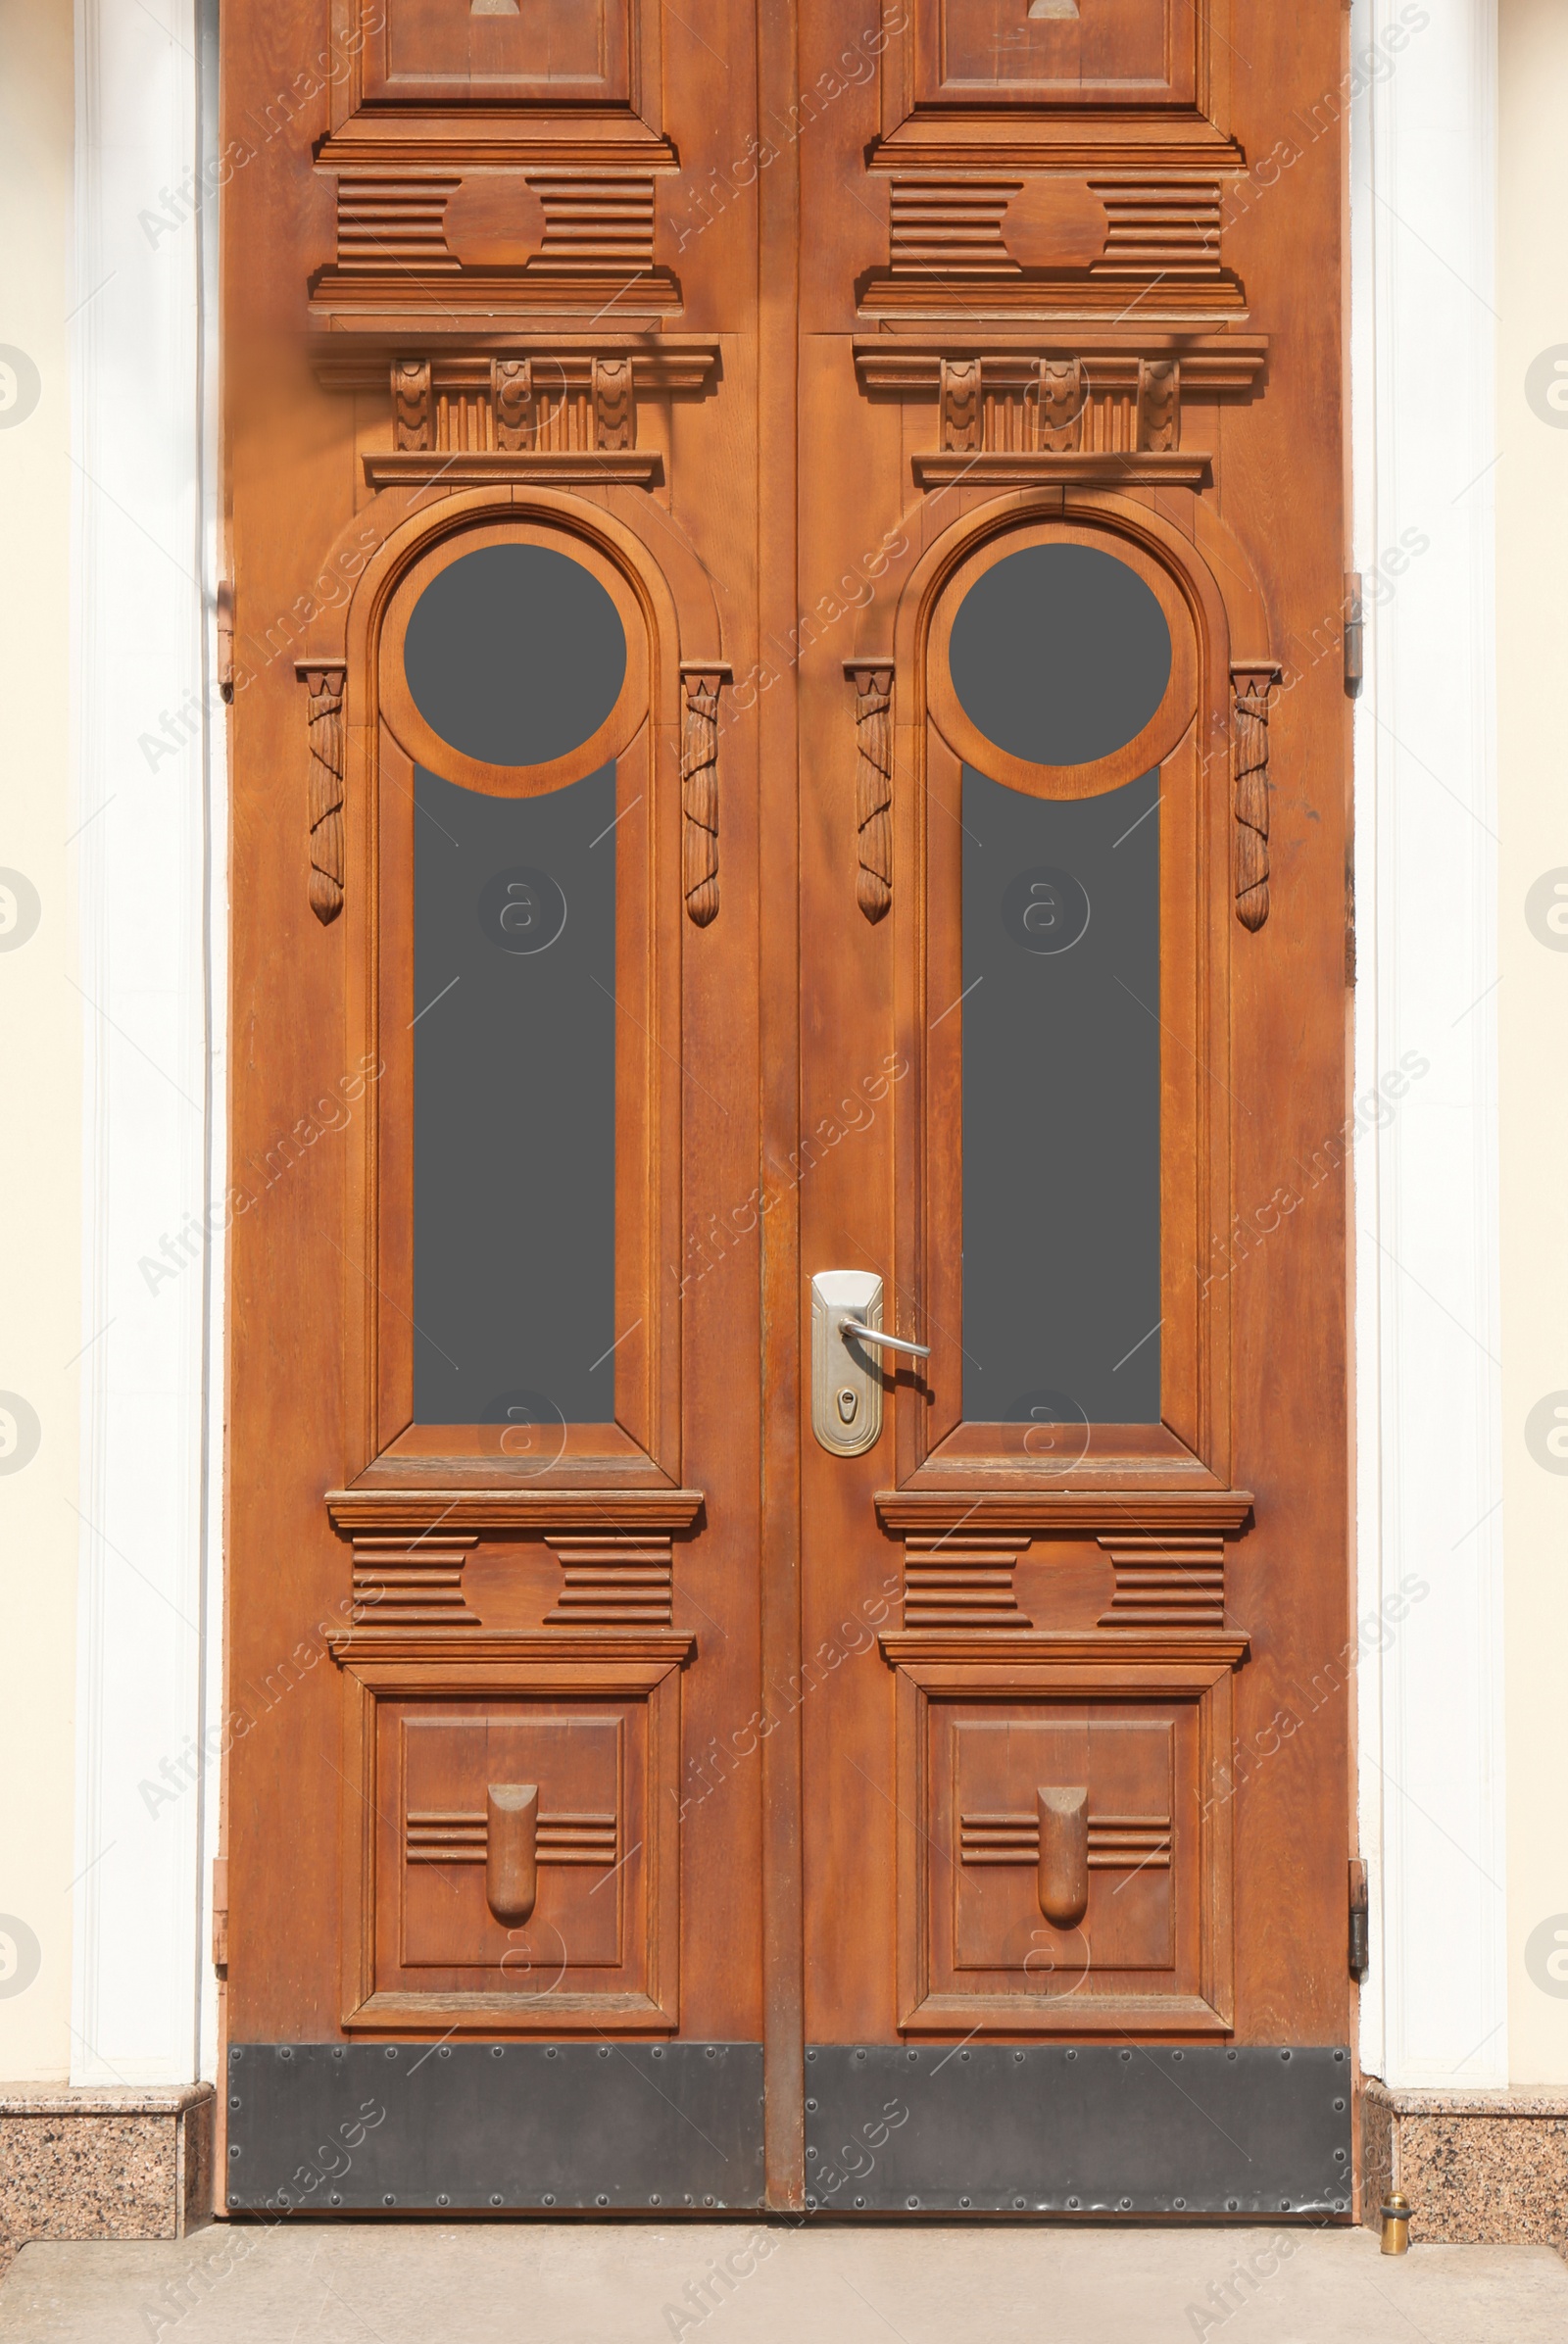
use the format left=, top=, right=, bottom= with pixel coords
left=858, top=336, right=1260, bottom=491
left=362, top=450, right=662, bottom=490
left=492, top=357, right=533, bottom=451
left=316, top=340, right=721, bottom=401
left=310, top=174, right=681, bottom=329
left=391, top=358, right=433, bottom=452
left=325, top=1489, right=706, bottom=1535
left=859, top=175, right=1247, bottom=322
left=879, top=1629, right=1250, bottom=1667
left=330, top=1629, right=695, bottom=1666
left=593, top=356, right=635, bottom=451
left=299, top=663, right=347, bottom=926
left=940, top=357, right=983, bottom=451
left=960, top=1799, right=1171, bottom=1879
left=876, top=1489, right=1254, bottom=1536
left=1232, top=660, right=1283, bottom=933
left=845, top=661, right=894, bottom=923
left=1138, top=357, right=1180, bottom=451
left=911, top=448, right=1209, bottom=490
left=854, top=337, right=1266, bottom=398
left=1097, top=1534, right=1227, bottom=1630
left=1038, top=356, right=1083, bottom=451
left=545, top=1533, right=674, bottom=1629
left=902, top=1532, right=1030, bottom=1630
left=679, top=663, right=728, bottom=928
left=350, top=1534, right=480, bottom=1630
left=336, top=343, right=718, bottom=492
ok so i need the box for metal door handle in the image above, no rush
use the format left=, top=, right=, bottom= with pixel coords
left=810, top=1271, right=926, bottom=1456
left=841, top=1320, right=931, bottom=1360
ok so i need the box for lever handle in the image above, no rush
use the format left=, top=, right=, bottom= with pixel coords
left=841, top=1320, right=932, bottom=1361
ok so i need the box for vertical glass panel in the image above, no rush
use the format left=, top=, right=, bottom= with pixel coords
left=413, top=763, right=615, bottom=1426
left=961, top=766, right=1160, bottom=1425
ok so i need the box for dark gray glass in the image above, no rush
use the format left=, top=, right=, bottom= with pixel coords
left=405, top=544, right=627, bottom=767
left=960, top=766, right=1160, bottom=1426
left=413, top=762, right=615, bottom=1428
left=950, top=544, right=1171, bottom=766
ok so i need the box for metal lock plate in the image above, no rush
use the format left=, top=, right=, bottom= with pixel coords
left=810, top=1272, right=884, bottom=1456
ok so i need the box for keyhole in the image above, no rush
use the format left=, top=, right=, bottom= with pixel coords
left=836, top=1387, right=858, bottom=1426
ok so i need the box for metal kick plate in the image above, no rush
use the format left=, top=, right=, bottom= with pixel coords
left=226, top=2043, right=764, bottom=2213
left=803, top=2045, right=1353, bottom=2216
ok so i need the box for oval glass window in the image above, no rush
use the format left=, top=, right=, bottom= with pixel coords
left=949, top=543, right=1171, bottom=766
left=404, top=543, right=627, bottom=767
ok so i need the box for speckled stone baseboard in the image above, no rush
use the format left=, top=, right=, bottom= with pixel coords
left=1362, top=2080, right=1568, bottom=2251
left=0, top=2085, right=214, bottom=2279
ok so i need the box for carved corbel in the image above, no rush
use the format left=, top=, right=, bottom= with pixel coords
left=1138, top=358, right=1180, bottom=452
left=593, top=356, right=635, bottom=451
left=302, top=664, right=347, bottom=925
left=1232, top=661, right=1282, bottom=932
left=845, top=661, right=894, bottom=922
left=391, top=358, right=432, bottom=451
left=940, top=358, right=982, bottom=452
left=679, top=663, right=728, bottom=926
left=1036, top=358, right=1083, bottom=452
left=492, top=358, right=533, bottom=451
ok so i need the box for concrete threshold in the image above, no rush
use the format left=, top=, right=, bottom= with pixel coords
left=3, top=2221, right=1568, bottom=2344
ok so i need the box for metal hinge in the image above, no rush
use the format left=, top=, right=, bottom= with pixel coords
left=212, top=1857, right=228, bottom=1974
left=1348, top=1857, right=1369, bottom=1979
left=1345, top=859, right=1356, bottom=988
left=217, top=579, right=235, bottom=705
left=1343, top=571, right=1364, bottom=699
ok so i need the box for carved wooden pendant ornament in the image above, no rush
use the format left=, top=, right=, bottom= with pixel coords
left=847, top=661, right=894, bottom=922
left=303, top=663, right=347, bottom=925
left=680, top=663, right=726, bottom=926
left=1232, top=661, right=1282, bottom=932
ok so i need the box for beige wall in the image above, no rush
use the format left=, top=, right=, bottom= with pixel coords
left=0, top=0, right=79, bottom=2082
left=1498, top=0, right=1568, bottom=2086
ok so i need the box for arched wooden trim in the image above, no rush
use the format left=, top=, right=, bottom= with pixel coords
left=296, top=479, right=724, bottom=721
left=310, top=482, right=713, bottom=1483
left=877, top=487, right=1252, bottom=1496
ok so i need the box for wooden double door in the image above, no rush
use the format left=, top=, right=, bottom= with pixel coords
left=221, top=0, right=1356, bottom=2218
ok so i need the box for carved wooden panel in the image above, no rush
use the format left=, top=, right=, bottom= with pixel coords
left=334, top=1636, right=689, bottom=2030
left=861, top=175, right=1243, bottom=319
left=311, top=172, right=677, bottom=327
left=398, top=1714, right=623, bottom=1967
left=954, top=1720, right=1175, bottom=1970
left=890, top=1650, right=1236, bottom=2032
left=929, top=0, right=1198, bottom=107
left=363, top=0, right=630, bottom=107
left=871, top=0, right=1244, bottom=171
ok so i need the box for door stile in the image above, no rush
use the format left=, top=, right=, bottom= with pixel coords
left=757, top=0, right=807, bottom=2214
